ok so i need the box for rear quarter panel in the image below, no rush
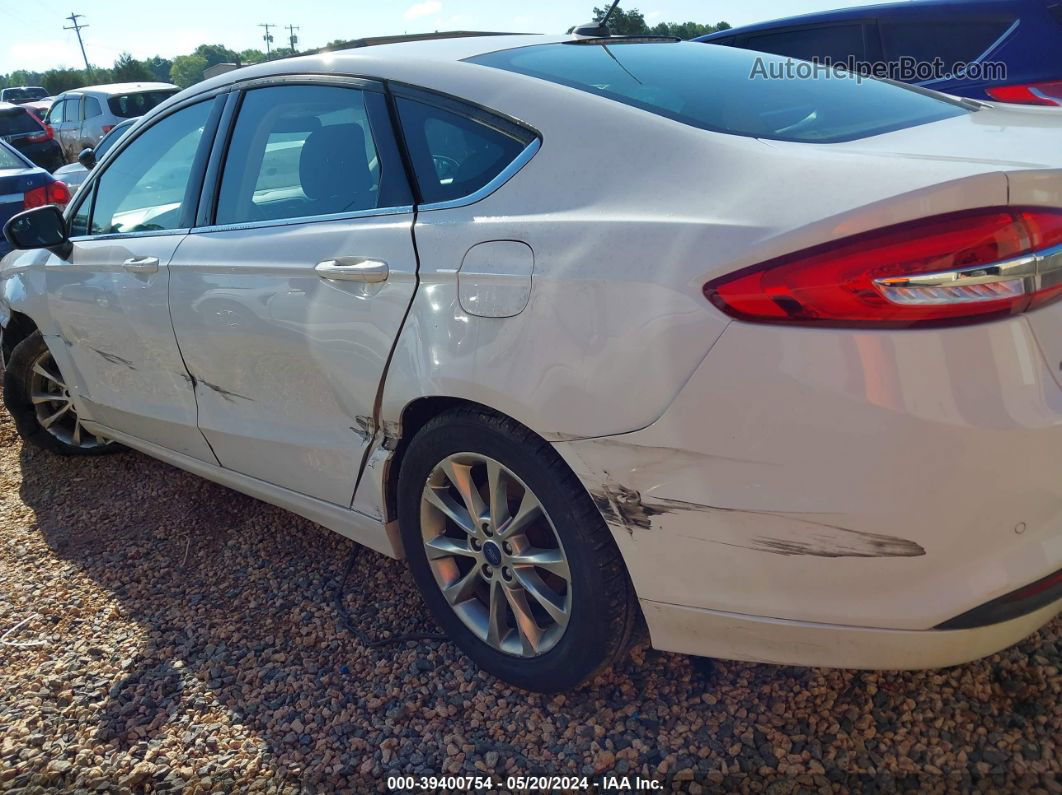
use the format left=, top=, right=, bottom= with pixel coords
left=375, top=60, right=1019, bottom=442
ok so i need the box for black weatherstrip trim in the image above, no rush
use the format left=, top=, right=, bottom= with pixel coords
left=195, top=91, right=241, bottom=229
left=383, top=81, right=424, bottom=206
left=180, top=93, right=229, bottom=230
left=935, top=568, right=1062, bottom=630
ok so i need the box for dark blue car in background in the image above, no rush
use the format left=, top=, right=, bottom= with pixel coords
left=696, top=0, right=1062, bottom=105
left=0, top=140, right=70, bottom=259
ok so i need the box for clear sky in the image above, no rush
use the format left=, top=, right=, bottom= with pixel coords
left=2, top=1, right=875, bottom=75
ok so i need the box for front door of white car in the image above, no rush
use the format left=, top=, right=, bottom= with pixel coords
left=44, top=98, right=220, bottom=461
left=168, top=82, right=418, bottom=506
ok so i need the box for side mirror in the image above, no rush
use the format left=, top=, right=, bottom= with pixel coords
left=77, top=147, right=96, bottom=170
left=3, top=205, right=70, bottom=252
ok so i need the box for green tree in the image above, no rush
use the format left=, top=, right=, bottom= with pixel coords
left=592, top=5, right=648, bottom=34
left=112, top=53, right=154, bottom=82
left=193, top=44, right=240, bottom=68
left=238, top=49, right=266, bottom=65
left=169, top=54, right=209, bottom=88
left=145, top=55, right=173, bottom=83
left=590, top=6, right=731, bottom=39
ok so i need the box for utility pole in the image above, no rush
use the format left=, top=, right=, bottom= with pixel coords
left=64, top=12, right=91, bottom=71
left=286, top=24, right=300, bottom=53
left=258, top=23, right=275, bottom=58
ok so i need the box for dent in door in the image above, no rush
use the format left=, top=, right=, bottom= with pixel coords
left=457, top=241, right=534, bottom=318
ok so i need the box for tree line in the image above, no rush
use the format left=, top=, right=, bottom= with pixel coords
left=0, top=7, right=731, bottom=95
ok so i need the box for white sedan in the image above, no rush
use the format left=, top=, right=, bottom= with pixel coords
left=2, top=33, right=1060, bottom=691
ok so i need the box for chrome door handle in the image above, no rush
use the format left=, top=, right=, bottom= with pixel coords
left=122, top=256, right=159, bottom=273
left=315, top=257, right=389, bottom=283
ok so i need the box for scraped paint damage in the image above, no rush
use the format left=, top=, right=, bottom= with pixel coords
left=590, top=482, right=925, bottom=559
left=89, top=348, right=137, bottom=370
left=197, top=380, right=254, bottom=403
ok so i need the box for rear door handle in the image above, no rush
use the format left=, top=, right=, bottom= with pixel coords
left=122, top=256, right=159, bottom=273
left=315, top=257, right=389, bottom=283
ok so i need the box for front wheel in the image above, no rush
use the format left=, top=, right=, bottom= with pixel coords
left=397, top=408, right=638, bottom=691
left=3, top=330, right=122, bottom=455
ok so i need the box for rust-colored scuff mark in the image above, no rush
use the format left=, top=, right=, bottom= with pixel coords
left=381, top=420, right=401, bottom=451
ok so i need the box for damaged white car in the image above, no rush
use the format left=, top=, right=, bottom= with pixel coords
left=2, top=33, right=1061, bottom=691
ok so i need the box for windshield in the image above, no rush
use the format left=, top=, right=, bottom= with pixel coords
left=467, top=41, right=968, bottom=144
left=107, top=90, right=178, bottom=118
left=1, top=87, right=47, bottom=103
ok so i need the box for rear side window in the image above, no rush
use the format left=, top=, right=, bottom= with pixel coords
left=395, top=96, right=535, bottom=204
left=0, top=145, right=24, bottom=170
left=468, top=41, right=968, bottom=144
left=215, top=84, right=408, bottom=225
left=84, top=96, right=103, bottom=119
left=107, top=90, right=177, bottom=118
left=0, top=107, right=41, bottom=136
left=881, top=20, right=1013, bottom=66
left=742, top=24, right=867, bottom=62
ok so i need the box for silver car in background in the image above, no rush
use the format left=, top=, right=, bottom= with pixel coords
left=43, top=83, right=177, bottom=163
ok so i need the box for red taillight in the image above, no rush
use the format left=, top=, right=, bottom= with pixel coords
left=24, top=181, right=72, bottom=210
left=23, top=120, right=53, bottom=144
left=704, top=208, right=1062, bottom=328
left=101, top=124, right=114, bottom=134
left=986, top=81, right=1062, bottom=106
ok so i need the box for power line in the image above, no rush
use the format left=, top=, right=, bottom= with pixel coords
left=63, top=12, right=91, bottom=71
left=258, top=23, right=275, bottom=58
left=286, top=24, right=300, bottom=53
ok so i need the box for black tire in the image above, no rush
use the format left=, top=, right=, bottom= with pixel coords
left=3, top=330, right=122, bottom=456
left=397, top=407, right=639, bottom=691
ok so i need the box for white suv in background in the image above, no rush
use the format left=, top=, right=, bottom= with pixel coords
left=43, top=82, right=177, bottom=162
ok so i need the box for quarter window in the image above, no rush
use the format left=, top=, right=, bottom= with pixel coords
left=395, top=97, right=534, bottom=205
left=88, top=100, right=211, bottom=235
left=742, top=24, right=867, bottom=62
left=880, top=20, right=1013, bottom=68
left=215, top=84, right=391, bottom=225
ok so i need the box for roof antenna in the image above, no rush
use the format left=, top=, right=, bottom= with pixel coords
left=569, top=0, right=621, bottom=37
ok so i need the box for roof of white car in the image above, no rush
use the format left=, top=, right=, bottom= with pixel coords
left=61, top=82, right=178, bottom=96
left=328, top=33, right=568, bottom=61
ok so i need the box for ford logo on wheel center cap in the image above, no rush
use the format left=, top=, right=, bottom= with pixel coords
left=483, top=541, right=502, bottom=567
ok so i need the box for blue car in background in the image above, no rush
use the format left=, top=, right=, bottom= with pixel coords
left=696, top=0, right=1062, bottom=105
left=0, top=141, right=70, bottom=259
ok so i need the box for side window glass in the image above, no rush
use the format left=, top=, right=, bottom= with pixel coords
left=68, top=182, right=94, bottom=237
left=89, top=101, right=210, bottom=235
left=84, top=97, right=102, bottom=119
left=744, top=24, right=867, bottom=62
left=215, top=84, right=384, bottom=225
left=881, top=20, right=1013, bottom=68
left=46, top=100, right=66, bottom=125
left=62, top=98, right=80, bottom=122
left=396, top=97, right=534, bottom=204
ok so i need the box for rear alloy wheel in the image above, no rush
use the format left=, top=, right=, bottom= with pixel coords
left=398, top=408, right=638, bottom=691
left=421, top=452, right=572, bottom=657
left=3, top=330, right=121, bottom=455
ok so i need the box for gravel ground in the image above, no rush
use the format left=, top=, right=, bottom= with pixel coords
left=0, top=407, right=1059, bottom=794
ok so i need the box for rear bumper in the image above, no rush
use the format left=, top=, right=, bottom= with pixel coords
left=643, top=597, right=1060, bottom=669
left=555, top=311, right=1062, bottom=665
